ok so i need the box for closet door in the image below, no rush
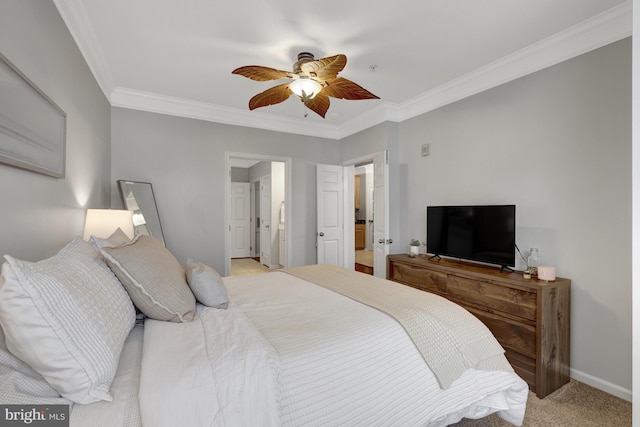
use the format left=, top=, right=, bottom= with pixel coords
left=229, top=182, right=251, bottom=258
left=316, top=164, right=343, bottom=266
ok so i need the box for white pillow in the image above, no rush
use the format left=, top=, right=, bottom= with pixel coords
left=101, top=235, right=196, bottom=322
left=89, top=227, right=132, bottom=250
left=0, top=238, right=136, bottom=404
left=185, top=260, right=229, bottom=309
left=0, top=324, right=70, bottom=405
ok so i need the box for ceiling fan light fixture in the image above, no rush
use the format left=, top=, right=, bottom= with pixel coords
left=289, top=77, right=322, bottom=100
left=232, top=52, right=378, bottom=118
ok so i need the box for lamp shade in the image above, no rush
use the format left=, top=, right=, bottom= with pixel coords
left=83, top=209, right=134, bottom=240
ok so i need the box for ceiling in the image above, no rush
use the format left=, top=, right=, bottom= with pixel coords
left=53, top=0, right=631, bottom=139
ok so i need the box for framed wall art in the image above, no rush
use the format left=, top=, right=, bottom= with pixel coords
left=0, top=52, right=66, bottom=178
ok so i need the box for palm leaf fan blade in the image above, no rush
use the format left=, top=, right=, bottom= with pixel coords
left=299, top=54, right=347, bottom=81
left=232, top=65, right=293, bottom=82
left=248, top=83, right=292, bottom=110
left=323, top=77, right=379, bottom=100
left=303, top=93, right=330, bottom=118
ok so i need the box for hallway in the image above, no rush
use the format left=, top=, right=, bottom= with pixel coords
left=231, top=257, right=271, bottom=276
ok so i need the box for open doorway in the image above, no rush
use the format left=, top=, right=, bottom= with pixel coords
left=341, top=150, right=388, bottom=279
left=225, top=153, right=291, bottom=276
left=354, top=163, right=374, bottom=275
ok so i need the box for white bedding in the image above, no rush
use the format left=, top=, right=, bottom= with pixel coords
left=70, top=324, right=144, bottom=427
left=0, top=323, right=144, bottom=427
left=140, top=270, right=528, bottom=426
left=140, top=303, right=280, bottom=426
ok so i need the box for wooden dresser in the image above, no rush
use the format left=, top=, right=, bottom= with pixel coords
left=387, top=254, right=570, bottom=398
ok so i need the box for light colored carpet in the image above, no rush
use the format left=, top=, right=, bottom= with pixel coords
left=231, top=257, right=271, bottom=275
left=453, top=379, right=631, bottom=427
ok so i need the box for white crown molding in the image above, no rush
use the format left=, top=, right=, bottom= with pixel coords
left=111, top=88, right=340, bottom=139
left=52, top=0, right=115, bottom=101
left=336, top=102, right=402, bottom=139
left=55, top=1, right=631, bottom=140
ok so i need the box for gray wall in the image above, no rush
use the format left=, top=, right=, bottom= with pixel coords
left=0, top=1, right=111, bottom=261
left=632, top=0, right=639, bottom=417
left=396, top=38, right=631, bottom=397
left=110, top=108, right=340, bottom=272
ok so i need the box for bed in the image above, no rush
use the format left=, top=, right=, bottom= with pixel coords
left=0, top=232, right=528, bottom=426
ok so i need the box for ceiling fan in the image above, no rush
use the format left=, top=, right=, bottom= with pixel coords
left=232, top=52, right=379, bottom=118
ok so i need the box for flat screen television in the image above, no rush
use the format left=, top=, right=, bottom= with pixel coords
left=426, top=205, right=516, bottom=268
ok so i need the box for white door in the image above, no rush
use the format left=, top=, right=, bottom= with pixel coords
left=373, top=151, right=388, bottom=278
left=229, top=182, right=251, bottom=258
left=366, top=177, right=374, bottom=251
left=317, top=164, right=343, bottom=266
left=260, top=175, right=272, bottom=267
left=250, top=182, right=256, bottom=258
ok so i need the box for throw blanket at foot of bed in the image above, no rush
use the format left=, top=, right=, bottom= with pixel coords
left=283, top=264, right=510, bottom=389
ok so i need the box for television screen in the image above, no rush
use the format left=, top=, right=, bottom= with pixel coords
left=426, top=205, right=516, bottom=267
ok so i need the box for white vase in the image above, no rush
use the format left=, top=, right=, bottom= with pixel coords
left=409, top=246, right=419, bottom=257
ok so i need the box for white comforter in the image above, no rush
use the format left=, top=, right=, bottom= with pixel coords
left=139, top=303, right=280, bottom=426
left=140, top=270, right=528, bottom=427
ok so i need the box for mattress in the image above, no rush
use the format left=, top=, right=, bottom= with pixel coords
left=139, top=269, right=528, bottom=426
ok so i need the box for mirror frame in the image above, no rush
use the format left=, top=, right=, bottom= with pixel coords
left=117, top=180, right=166, bottom=246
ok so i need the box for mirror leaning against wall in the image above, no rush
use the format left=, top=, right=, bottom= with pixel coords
left=117, top=180, right=166, bottom=246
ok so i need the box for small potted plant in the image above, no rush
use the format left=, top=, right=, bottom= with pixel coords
left=409, top=239, right=421, bottom=257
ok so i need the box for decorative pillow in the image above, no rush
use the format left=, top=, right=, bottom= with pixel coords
left=185, top=260, right=229, bottom=309
left=0, top=238, right=136, bottom=404
left=89, top=227, right=132, bottom=250
left=101, top=235, right=196, bottom=322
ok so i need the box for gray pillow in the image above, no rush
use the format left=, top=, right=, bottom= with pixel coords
left=185, top=260, right=229, bottom=309
left=101, top=235, right=196, bottom=322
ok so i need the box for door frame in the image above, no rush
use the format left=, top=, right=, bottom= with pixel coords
left=224, top=152, right=292, bottom=276
left=341, top=151, right=388, bottom=277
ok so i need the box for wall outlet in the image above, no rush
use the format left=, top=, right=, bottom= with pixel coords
left=421, top=143, right=430, bottom=157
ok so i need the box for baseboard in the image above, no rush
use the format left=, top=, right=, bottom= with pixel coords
left=570, top=368, right=631, bottom=402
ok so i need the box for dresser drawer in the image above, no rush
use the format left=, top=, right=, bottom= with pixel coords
left=462, top=304, right=536, bottom=358
left=505, top=349, right=536, bottom=391
left=389, top=262, right=447, bottom=294
left=448, top=275, right=537, bottom=321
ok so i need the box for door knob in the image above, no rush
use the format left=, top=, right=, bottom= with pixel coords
left=319, top=232, right=325, bottom=236
left=379, top=239, right=384, bottom=244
